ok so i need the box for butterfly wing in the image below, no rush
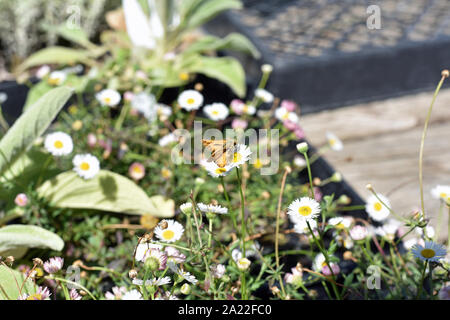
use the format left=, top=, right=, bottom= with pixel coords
left=202, top=139, right=236, bottom=167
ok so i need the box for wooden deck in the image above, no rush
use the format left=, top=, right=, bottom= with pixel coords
left=301, top=88, right=450, bottom=242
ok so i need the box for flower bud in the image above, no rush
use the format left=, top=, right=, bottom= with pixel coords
left=128, top=269, right=138, bottom=279
left=180, top=283, right=191, bottom=295
left=296, top=142, right=309, bottom=153
left=144, top=256, right=160, bottom=272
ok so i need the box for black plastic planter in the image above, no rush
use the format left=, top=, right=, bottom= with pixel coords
left=204, top=0, right=450, bottom=114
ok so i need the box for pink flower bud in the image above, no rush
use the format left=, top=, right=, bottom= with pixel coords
left=321, top=263, right=340, bottom=276
left=281, top=100, right=296, bottom=111
left=230, top=99, right=245, bottom=115
left=14, top=193, right=28, bottom=207
left=232, top=118, right=248, bottom=130
left=87, top=133, right=97, bottom=148
left=128, top=162, right=146, bottom=181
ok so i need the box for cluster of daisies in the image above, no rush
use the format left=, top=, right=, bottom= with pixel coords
left=44, top=132, right=100, bottom=179
left=18, top=256, right=82, bottom=300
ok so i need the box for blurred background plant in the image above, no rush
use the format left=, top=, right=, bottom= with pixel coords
left=0, top=0, right=120, bottom=77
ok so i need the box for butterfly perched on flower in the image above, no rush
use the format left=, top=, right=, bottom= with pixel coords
left=202, top=139, right=236, bottom=168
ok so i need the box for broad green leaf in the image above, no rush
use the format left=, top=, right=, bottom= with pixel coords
left=186, top=56, right=246, bottom=97
left=0, top=87, right=73, bottom=176
left=185, top=0, right=242, bottom=30
left=37, top=170, right=175, bottom=218
left=16, top=47, right=94, bottom=73
left=185, top=33, right=260, bottom=58
left=0, top=224, right=64, bottom=255
left=0, top=265, right=36, bottom=300
left=23, top=81, right=53, bottom=112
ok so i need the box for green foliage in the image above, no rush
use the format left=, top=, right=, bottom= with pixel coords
left=0, top=265, right=35, bottom=300
left=37, top=170, right=175, bottom=218
left=186, top=56, right=246, bottom=97
left=0, top=87, right=73, bottom=176
left=0, top=224, right=64, bottom=256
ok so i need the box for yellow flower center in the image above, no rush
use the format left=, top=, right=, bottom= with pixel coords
left=187, top=98, right=195, bottom=105
left=212, top=110, right=219, bottom=116
left=233, top=153, right=242, bottom=163
left=282, top=113, right=289, bottom=120
left=48, top=78, right=60, bottom=85
left=54, top=140, right=63, bottom=149
left=329, top=139, right=336, bottom=146
left=103, top=97, right=111, bottom=104
left=215, top=168, right=227, bottom=174
left=26, top=293, right=43, bottom=300
left=179, top=72, right=189, bottom=81
left=162, top=168, right=172, bottom=179
left=421, top=248, right=435, bottom=259
left=336, top=223, right=345, bottom=229
left=440, top=192, right=447, bottom=199
left=298, top=206, right=312, bottom=216
left=373, top=202, right=382, bottom=211
left=254, top=159, right=263, bottom=169
left=133, top=166, right=143, bottom=173
left=80, top=162, right=90, bottom=171
left=162, top=229, right=175, bottom=240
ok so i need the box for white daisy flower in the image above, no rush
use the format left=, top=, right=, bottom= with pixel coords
left=326, top=131, right=343, bottom=151
left=169, top=261, right=198, bottom=284
left=403, top=238, right=424, bottom=250
left=293, top=155, right=306, bottom=168
left=365, top=194, right=391, bottom=222
left=287, top=197, right=321, bottom=223
left=204, top=103, right=229, bottom=121
left=431, top=185, right=450, bottom=202
left=132, top=276, right=171, bottom=287
left=36, top=65, right=51, bottom=79
left=48, top=71, right=67, bottom=86
left=122, top=289, right=143, bottom=300
left=131, top=92, right=157, bottom=120
left=165, top=246, right=186, bottom=264
left=177, top=90, right=203, bottom=111
left=135, top=242, right=162, bottom=262
left=158, top=133, right=177, bottom=147
left=255, top=88, right=274, bottom=103
left=180, top=202, right=193, bottom=215
left=415, top=225, right=436, bottom=239
left=154, top=219, right=184, bottom=243
left=201, top=159, right=234, bottom=178
left=230, top=144, right=252, bottom=168
left=197, top=203, right=228, bottom=215
left=242, top=104, right=256, bottom=115
left=293, top=219, right=317, bottom=234
left=313, top=253, right=340, bottom=275
left=328, top=216, right=353, bottom=230
left=411, top=241, right=446, bottom=262
left=96, top=89, right=121, bottom=107
left=73, top=154, right=100, bottom=179
left=274, top=107, right=299, bottom=123
left=156, top=104, right=172, bottom=121
left=44, top=132, right=73, bottom=156
left=349, top=225, right=368, bottom=241
left=236, top=257, right=251, bottom=271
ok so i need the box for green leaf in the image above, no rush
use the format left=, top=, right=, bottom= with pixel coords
left=37, top=170, right=175, bottom=218
left=0, top=87, right=73, bottom=177
left=17, top=47, right=94, bottom=73
left=0, top=225, right=64, bottom=255
left=186, top=56, right=246, bottom=97
left=185, top=33, right=260, bottom=58
left=185, top=0, right=242, bottom=30
left=0, top=265, right=36, bottom=300
left=23, top=81, right=53, bottom=112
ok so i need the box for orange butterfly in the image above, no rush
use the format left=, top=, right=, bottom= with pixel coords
left=202, top=139, right=236, bottom=168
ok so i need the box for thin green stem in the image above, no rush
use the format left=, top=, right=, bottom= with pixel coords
left=416, top=260, right=428, bottom=299
left=302, top=151, right=315, bottom=199
left=419, top=73, right=447, bottom=220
